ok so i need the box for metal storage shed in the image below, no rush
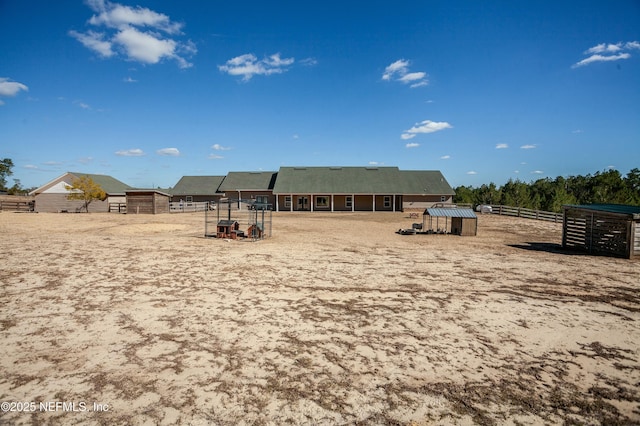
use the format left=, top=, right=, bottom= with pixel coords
left=562, top=204, right=640, bottom=259
left=422, top=207, right=478, bottom=236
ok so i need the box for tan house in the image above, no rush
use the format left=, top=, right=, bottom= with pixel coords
left=272, top=167, right=454, bottom=212
left=29, top=172, right=130, bottom=213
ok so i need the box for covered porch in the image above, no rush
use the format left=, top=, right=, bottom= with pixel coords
left=275, top=194, right=402, bottom=212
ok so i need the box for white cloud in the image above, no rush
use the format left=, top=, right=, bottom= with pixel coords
left=440, top=155, right=450, bottom=160
left=71, top=0, right=195, bottom=68
left=115, top=27, right=178, bottom=65
left=212, top=144, right=231, bottom=151
left=572, top=41, right=639, bottom=68
left=520, top=144, right=536, bottom=149
left=88, top=2, right=183, bottom=34
left=495, top=143, right=509, bottom=149
left=383, top=59, right=428, bottom=88
left=24, top=164, right=40, bottom=170
left=405, top=142, right=420, bottom=148
left=0, top=78, right=28, bottom=104
left=123, top=77, right=137, bottom=83
left=219, top=53, right=295, bottom=81
left=115, top=148, right=144, bottom=156
left=531, top=170, right=544, bottom=174
left=399, top=72, right=426, bottom=83
left=401, top=120, right=452, bottom=140
left=208, top=154, right=224, bottom=160
left=69, top=30, right=114, bottom=57
left=299, top=57, right=318, bottom=67
left=382, top=59, right=409, bottom=80
left=467, top=171, right=478, bottom=175
left=157, top=147, right=180, bottom=156
left=573, top=53, right=630, bottom=68
left=586, top=43, right=622, bottom=54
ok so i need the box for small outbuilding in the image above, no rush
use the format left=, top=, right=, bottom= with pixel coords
left=562, top=204, right=640, bottom=259
left=422, top=206, right=478, bottom=236
left=126, top=190, right=170, bottom=214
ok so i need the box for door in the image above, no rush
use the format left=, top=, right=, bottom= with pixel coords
left=297, top=196, right=309, bottom=210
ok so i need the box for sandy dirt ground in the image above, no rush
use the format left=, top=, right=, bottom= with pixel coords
left=1, top=210, right=639, bottom=425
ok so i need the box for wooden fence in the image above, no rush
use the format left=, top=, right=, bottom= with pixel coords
left=0, top=200, right=34, bottom=212
left=488, top=205, right=563, bottom=223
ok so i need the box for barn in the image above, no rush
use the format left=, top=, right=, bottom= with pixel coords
left=29, top=172, right=130, bottom=213
left=562, top=204, right=640, bottom=259
left=422, top=206, right=478, bottom=236
left=126, top=190, right=171, bottom=214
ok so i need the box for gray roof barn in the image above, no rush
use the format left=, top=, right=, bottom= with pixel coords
left=218, top=172, right=278, bottom=192
left=171, top=176, right=225, bottom=197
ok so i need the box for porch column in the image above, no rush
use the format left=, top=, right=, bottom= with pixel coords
left=311, top=194, right=314, bottom=212
left=393, top=194, right=396, bottom=212
left=237, top=191, right=241, bottom=208
left=372, top=194, right=376, bottom=212
left=290, top=194, right=293, bottom=212
left=352, top=194, right=355, bottom=212
left=275, top=195, right=279, bottom=212
left=331, top=194, right=334, bottom=212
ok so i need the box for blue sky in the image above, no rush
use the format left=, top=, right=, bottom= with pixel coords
left=1, top=0, right=639, bottom=189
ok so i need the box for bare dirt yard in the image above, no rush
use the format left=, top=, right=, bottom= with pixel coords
left=1, top=211, right=638, bottom=425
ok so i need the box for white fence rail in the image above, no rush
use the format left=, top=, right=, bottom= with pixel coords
left=169, top=201, right=214, bottom=213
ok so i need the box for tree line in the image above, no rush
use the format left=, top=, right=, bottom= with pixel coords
left=454, top=168, right=640, bottom=212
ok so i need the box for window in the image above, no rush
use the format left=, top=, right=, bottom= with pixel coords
left=346, top=196, right=353, bottom=208
left=186, top=196, right=193, bottom=203
left=384, top=196, right=391, bottom=208
left=256, top=195, right=268, bottom=204
left=284, top=196, right=291, bottom=208
left=316, top=196, right=329, bottom=208
left=441, top=196, right=447, bottom=202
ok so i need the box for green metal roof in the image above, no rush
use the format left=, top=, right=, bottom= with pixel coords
left=218, top=171, right=278, bottom=191
left=397, top=170, right=456, bottom=195
left=272, top=167, right=400, bottom=194
left=69, top=172, right=131, bottom=194
left=564, top=204, right=640, bottom=219
left=171, top=176, right=225, bottom=195
left=272, top=167, right=455, bottom=195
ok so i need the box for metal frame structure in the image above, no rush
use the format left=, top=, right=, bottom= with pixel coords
left=205, top=198, right=272, bottom=240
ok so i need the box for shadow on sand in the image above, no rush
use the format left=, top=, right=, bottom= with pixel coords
left=508, top=242, right=586, bottom=256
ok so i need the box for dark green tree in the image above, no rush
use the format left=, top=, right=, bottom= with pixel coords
left=0, top=158, right=14, bottom=191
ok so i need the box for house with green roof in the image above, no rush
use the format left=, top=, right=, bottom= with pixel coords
left=170, top=175, right=226, bottom=203
left=217, top=171, right=278, bottom=207
left=272, top=167, right=454, bottom=212
left=29, top=172, right=131, bottom=212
